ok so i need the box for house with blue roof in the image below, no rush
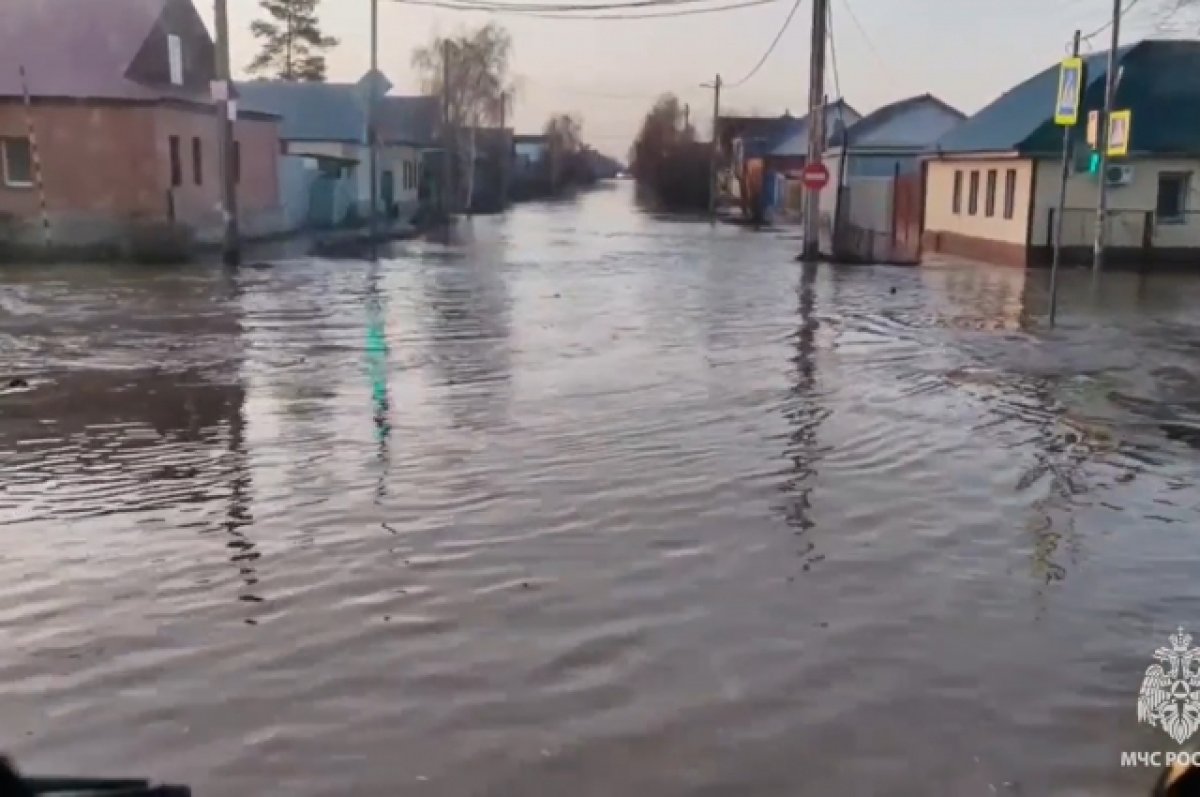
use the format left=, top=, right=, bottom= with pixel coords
left=238, top=80, right=434, bottom=229
left=722, top=100, right=861, bottom=222
left=816, top=93, right=964, bottom=261
left=923, top=39, right=1200, bottom=268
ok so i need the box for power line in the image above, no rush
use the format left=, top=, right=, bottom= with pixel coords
left=836, top=0, right=885, bottom=71
left=1080, top=0, right=1145, bottom=43
left=411, top=0, right=761, bottom=11
left=392, top=0, right=782, bottom=16
left=826, top=0, right=842, bottom=104
left=724, top=0, right=804, bottom=87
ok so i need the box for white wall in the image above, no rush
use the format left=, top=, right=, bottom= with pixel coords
left=1031, top=157, right=1200, bottom=249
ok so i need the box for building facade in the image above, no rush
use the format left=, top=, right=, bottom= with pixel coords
left=0, top=0, right=284, bottom=258
left=923, top=40, right=1200, bottom=268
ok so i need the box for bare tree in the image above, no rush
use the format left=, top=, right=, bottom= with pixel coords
left=412, top=24, right=514, bottom=210
left=543, top=113, right=583, bottom=190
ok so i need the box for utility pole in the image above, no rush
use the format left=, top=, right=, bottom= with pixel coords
left=442, top=40, right=453, bottom=218
left=1092, top=0, right=1123, bottom=274
left=368, top=0, right=379, bottom=251
left=683, top=103, right=690, bottom=131
left=499, top=91, right=509, bottom=209
left=1050, top=29, right=1082, bottom=327
left=801, top=0, right=828, bottom=261
left=703, top=73, right=722, bottom=223
left=214, top=0, right=240, bottom=266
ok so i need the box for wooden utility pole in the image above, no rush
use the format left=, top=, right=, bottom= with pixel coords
left=368, top=0, right=379, bottom=250
left=1050, top=29, right=1082, bottom=327
left=214, top=0, right=240, bottom=265
left=1092, top=0, right=1123, bottom=274
left=800, top=0, right=828, bottom=261
left=704, top=73, right=722, bottom=223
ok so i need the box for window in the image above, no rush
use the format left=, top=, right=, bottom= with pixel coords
left=232, top=141, right=241, bottom=184
left=984, top=169, right=997, bottom=217
left=192, top=137, right=202, bottom=186
left=968, top=170, right=980, bottom=216
left=1157, top=172, right=1190, bottom=223
left=169, top=135, right=181, bottom=187
left=168, top=34, right=183, bottom=86
left=1, top=137, right=33, bottom=187
left=1003, top=169, right=1017, bottom=219
left=952, top=169, right=963, bottom=214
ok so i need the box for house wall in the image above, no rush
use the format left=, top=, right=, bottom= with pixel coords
left=0, top=100, right=284, bottom=250
left=1030, top=157, right=1200, bottom=251
left=152, top=106, right=284, bottom=239
left=922, top=157, right=1035, bottom=266
left=0, top=102, right=160, bottom=247
left=379, top=143, right=421, bottom=219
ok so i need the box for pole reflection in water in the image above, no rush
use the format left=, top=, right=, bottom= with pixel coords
left=781, top=261, right=829, bottom=575
left=365, top=266, right=392, bottom=498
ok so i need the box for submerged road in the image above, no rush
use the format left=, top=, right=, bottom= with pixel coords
left=3, top=182, right=1200, bottom=795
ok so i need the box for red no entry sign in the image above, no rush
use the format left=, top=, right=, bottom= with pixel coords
left=801, top=162, right=830, bottom=190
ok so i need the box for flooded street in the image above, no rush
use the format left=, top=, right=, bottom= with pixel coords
left=4, top=182, right=1200, bottom=796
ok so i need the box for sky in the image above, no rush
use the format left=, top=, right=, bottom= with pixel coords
left=197, top=0, right=1170, bottom=158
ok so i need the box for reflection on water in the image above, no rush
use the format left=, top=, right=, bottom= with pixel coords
left=2, top=185, right=1200, bottom=796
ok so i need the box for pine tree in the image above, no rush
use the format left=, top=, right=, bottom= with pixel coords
left=247, top=0, right=338, bottom=82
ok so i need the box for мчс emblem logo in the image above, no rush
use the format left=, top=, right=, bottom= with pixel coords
left=1138, top=627, right=1200, bottom=744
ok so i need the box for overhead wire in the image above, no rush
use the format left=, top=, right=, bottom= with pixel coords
left=723, top=0, right=804, bottom=87
left=392, top=0, right=783, bottom=17
left=1080, top=0, right=1146, bottom=43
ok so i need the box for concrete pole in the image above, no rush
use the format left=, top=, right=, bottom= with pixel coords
left=215, top=0, right=240, bottom=265
left=499, top=91, right=508, bottom=209
left=1050, top=29, right=1082, bottom=327
left=1092, top=0, right=1123, bottom=274
left=368, top=0, right=379, bottom=250
left=801, top=0, right=828, bottom=261
left=708, top=74, right=722, bottom=223
left=442, top=40, right=453, bottom=217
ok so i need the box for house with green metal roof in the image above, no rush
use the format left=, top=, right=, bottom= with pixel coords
left=922, top=39, right=1200, bottom=268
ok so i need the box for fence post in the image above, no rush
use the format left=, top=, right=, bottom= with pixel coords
left=1047, top=208, right=1055, bottom=249
left=1142, top=210, right=1153, bottom=269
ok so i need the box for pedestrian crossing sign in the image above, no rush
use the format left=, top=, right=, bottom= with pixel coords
left=1055, top=57, right=1084, bottom=126
left=1107, top=109, right=1132, bottom=157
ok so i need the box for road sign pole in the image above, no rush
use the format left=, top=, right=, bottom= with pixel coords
left=1050, top=29, right=1082, bottom=328
left=1092, top=0, right=1123, bottom=275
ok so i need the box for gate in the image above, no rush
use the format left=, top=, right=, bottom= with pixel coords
left=891, top=171, right=923, bottom=264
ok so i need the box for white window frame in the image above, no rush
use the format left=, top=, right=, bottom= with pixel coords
left=2, top=138, right=34, bottom=188
left=168, top=34, right=184, bottom=86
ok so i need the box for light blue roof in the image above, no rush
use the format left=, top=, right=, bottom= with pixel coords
left=236, top=81, right=367, bottom=143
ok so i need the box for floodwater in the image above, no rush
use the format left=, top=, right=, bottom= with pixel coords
left=2, top=183, right=1200, bottom=796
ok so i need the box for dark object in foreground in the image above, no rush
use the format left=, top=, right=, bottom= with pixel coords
left=6, top=378, right=28, bottom=389
left=0, top=758, right=190, bottom=797
left=1155, top=761, right=1200, bottom=796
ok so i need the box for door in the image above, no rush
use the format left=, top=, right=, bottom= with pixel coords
left=381, top=170, right=395, bottom=216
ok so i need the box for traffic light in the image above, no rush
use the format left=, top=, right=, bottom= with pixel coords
left=1088, top=151, right=1102, bottom=175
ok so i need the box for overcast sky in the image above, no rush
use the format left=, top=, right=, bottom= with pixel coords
left=199, top=0, right=1166, bottom=158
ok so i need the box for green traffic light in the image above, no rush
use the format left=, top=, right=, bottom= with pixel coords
left=1088, top=151, right=1101, bottom=174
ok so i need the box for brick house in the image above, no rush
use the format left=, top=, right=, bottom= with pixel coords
left=0, top=0, right=285, bottom=257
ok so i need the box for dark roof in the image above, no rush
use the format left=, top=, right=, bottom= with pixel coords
left=377, top=95, right=439, bottom=146
left=841, top=93, right=965, bottom=148
left=925, top=43, right=1200, bottom=156
left=0, top=0, right=212, bottom=102
left=237, top=81, right=367, bottom=142
left=514, top=134, right=550, bottom=144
